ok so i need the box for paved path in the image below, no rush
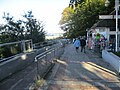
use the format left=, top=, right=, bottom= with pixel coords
left=40, top=44, right=120, bottom=90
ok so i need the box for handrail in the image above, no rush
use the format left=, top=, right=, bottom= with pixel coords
left=34, top=45, right=61, bottom=62
left=0, top=40, right=32, bottom=47
left=0, top=40, right=33, bottom=61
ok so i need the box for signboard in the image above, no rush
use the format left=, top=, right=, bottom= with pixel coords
left=99, top=15, right=120, bottom=19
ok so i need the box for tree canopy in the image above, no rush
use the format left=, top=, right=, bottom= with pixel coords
left=59, top=0, right=115, bottom=38
left=0, top=11, right=45, bottom=44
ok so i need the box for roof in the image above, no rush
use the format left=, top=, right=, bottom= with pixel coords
left=91, top=10, right=120, bottom=29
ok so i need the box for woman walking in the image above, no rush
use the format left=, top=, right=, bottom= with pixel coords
left=73, top=38, right=80, bottom=53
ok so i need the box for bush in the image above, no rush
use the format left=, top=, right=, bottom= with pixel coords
left=0, top=46, right=13, bottom=59
left=113, top=52, right=120, bottom=57
left=0, top=44, right=22, bottom=59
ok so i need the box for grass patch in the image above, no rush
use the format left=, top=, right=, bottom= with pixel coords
left=113, top=52, right=120, bottom=57
left=31, top=78, right=45, bottom=90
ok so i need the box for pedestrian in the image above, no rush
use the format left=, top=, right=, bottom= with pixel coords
left=73, top=38, right=80, bottom=52
left=80, top=37, right=86, bottom=53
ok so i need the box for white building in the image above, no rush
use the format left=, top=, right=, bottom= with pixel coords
left=87, top=19, right=120, bottom=50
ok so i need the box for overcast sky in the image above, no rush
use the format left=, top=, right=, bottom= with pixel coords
left=0, top=0, right=70, bottom=34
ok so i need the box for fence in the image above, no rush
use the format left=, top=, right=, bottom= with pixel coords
left=0, top=40, right=33, bottom=62
left=33, top=41, right=55, bottom=49
left=34, top=43, right=64, bottom=79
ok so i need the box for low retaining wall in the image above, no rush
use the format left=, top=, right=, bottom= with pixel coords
left=0, top=51, right=36, bottom=81
left=102, top=50, right=120, bottom=73
left=0, top=47, right=49, bottom=81
left=0, top=44, right=64, bottom=81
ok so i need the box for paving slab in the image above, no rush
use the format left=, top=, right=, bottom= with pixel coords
left=40, top=44, right=120, bottom=90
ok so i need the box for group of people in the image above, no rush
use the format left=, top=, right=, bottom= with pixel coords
left=73, top=37, right=86, bottom=53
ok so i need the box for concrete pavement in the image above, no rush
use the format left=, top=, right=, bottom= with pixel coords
left=40, top=44, right=120, bottom=90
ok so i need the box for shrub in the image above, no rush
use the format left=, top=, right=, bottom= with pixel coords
left=113, top=52, right=120, bottom=57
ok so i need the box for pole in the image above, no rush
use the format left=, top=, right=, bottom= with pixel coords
left=115, top=0, right=119, bottom=52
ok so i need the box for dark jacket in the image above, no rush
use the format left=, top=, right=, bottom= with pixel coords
left=80, top=39, right=86, bottom=46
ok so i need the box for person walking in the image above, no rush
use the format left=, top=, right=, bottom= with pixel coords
left=80, top=37, right=86, bottom=53
left=73, top=38, right=80, bottom=53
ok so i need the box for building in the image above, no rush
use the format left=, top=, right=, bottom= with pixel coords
left=87, top=11, right=120, bottom=50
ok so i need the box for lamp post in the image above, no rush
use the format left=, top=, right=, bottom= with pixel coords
left=105, top=0, right=119, bottom=52
left=115, top=0, right=119, bottom=52
left=105, top=0, right=110, bottom=7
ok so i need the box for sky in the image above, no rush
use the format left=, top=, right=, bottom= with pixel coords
left=0, top=0, right=70, bottom=34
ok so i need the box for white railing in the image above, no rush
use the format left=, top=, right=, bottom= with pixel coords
left=0, top=40, right=33, bottom=61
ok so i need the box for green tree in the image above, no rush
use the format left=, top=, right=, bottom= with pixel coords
left=59, top=7, right=75, bottom=38
left=59, top=0, right=115, bottom=38
left=23, top=11, right=45, bottom=43
left=1, top=13, right=22, bottom=42
left=0, top=11, right=45, bottom=43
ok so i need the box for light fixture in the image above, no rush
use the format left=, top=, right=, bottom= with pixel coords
left=105, top=0, right=110, bottom=7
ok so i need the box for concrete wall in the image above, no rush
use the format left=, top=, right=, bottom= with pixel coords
left=102, top=50, right=120, bottom=73
left=0, top=47, right=48, bottom=81
left=0, top=51, right=36, bottom=81
left=0, top=43, right=63, bottom=81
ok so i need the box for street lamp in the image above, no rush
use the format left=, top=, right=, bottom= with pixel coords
left=105, top=0, right=119, bottom=52
left=105, top=0, right=110, bottom=7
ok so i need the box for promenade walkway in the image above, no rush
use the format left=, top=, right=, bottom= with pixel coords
left=40, top=44, right=120, bottom=90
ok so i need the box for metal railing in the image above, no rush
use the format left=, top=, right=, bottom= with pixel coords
left=0, top=40, right=33, bottom=62
left=34, top=43, right=64, bottom=79
left=33, top=41, right=55, bottom=49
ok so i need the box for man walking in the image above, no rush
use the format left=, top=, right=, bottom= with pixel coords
left=80, top=37, right=86, bottom=53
